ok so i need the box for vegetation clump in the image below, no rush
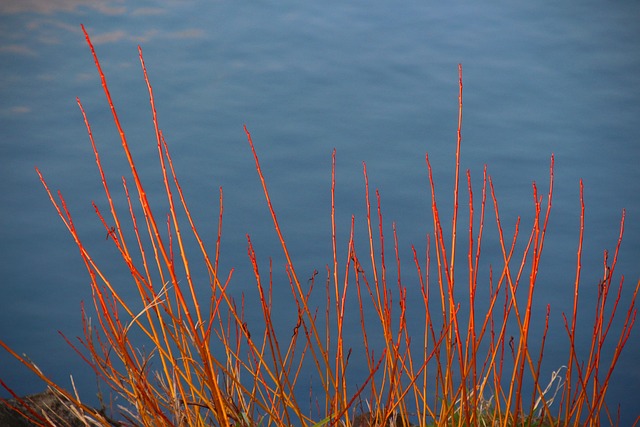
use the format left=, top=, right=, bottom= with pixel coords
left=1, top=25, right=638, bottom=427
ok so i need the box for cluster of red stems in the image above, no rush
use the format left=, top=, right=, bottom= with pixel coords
left=1, top=25, right=638, bottom=427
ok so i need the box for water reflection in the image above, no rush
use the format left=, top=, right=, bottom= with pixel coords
left=1, top=2, right=639, bottom=424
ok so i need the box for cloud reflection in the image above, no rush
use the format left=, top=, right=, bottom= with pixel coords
left=0, top=0, right=125, bottom=15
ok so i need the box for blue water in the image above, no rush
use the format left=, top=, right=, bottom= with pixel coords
left=1, top=2, right=639, bottom=424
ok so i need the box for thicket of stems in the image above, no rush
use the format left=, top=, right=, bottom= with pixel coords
left=1, top=26, right=638, bottom=427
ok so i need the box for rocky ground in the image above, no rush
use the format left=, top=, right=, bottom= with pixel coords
left=0, top=389, right=91, bottom=427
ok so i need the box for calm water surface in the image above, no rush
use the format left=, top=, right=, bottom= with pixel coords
left=1, top=2, right=639, bottom=424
